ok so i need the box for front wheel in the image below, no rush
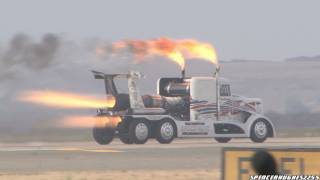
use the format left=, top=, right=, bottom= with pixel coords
left=155, top=119, right=176, bottom=144
left=128, top=119, right=150, bottom=144
left=250, top=119, right=270, bottom=143
left=214, top=137, right=231, bottom=143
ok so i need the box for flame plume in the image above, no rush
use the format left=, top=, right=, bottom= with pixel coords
left=17, top=90, right=115, bottom=109
left=178, top=39, right=218, bottom=66
left=96, top=37, right=218, bottom=70
left=59, top=115, right=122, bottom=128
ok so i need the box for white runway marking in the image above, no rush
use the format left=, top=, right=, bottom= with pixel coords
left=0, top=147, right=122, bottom=153
left=0, top=138, right=319, bottom=152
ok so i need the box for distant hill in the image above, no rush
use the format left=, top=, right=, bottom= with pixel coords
left=222, top=56, right=320, bottom=63
left=222, top=59, right=270, bottom=63
left=285, top=55, right=320, bottom=62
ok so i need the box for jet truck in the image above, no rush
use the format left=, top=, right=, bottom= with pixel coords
left=91, top=67, right=275, bottom=144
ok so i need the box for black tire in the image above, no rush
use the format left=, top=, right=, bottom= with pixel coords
left=118, top=122, right=134, bottom=144
left=155, top=119, right=176, bottom=144
left=250, top=119, right=270, bottom=143
left=119, top=136, right=134, bottom=144
left=92, top=126, right=115, bottom=145
left=214, top=137, right=231, bottom=143
left=128, top=119, right=150, bottom=144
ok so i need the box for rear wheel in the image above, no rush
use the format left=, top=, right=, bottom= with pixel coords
left=155, top=119, right=176, bottom=144
left=250, top=119, right=269, bottom=143
left=92, top=116, right=116, bottom=145
left=92, top=127, right=114, bottom=145
left=118, top=122, right=133, bottom=144
left=128, top=119, right=150, bottom=144
left=119, top=136, right=133, bottom=144
left=214, top=137, right=231, bottom=143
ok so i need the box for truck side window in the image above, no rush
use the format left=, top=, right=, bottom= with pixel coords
left=220, top=84, right=231, bottom=96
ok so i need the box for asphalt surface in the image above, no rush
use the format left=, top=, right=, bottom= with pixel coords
left=0, top=138, right=319, bottom=173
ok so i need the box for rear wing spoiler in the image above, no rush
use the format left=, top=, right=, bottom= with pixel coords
left=91, top=70, right=128, bottom=79
left=91, top=70, right=145, bottom=108
left=91, top=70, right=123, bottom=95
left=91, top=70, right=144, bottom=96
left=91, top=70, right=144, bottom=79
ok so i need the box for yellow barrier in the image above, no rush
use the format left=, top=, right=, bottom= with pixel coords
left=222, top=148, right=320, bottom=180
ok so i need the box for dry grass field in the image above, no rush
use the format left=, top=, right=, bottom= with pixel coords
left=0, top=170, right=220, bottom=180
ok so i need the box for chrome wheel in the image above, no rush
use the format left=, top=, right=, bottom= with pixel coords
left=160, top=122, right=174, bottom=140
left=135, top=122, right=149, bottom=141
left=156, top=119, right=176, bottom=144
left=250, top=119, right=270, bottom=143
left=129, top=119, right=150, bottom=144
left=254, top=121, right=267, bottom=138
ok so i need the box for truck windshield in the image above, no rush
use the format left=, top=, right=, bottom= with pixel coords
left=220, top=84, right=231, bottom=96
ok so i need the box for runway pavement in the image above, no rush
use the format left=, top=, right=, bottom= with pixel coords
left=0, top=137, right=319, bottom=173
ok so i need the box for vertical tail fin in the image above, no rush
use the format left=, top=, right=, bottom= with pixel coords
left=91, top=70, right=118, bottom=96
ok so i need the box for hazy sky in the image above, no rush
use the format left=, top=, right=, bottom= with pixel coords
left=0, top=0, right=319, bottom=61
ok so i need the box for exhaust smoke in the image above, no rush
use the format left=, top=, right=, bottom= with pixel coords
left=0, top=33, right=60, bottom=81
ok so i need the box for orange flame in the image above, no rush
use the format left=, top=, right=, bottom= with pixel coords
left=17, top=90, right=115, bottom=109
left=59, top=115, right=122, bottom=128
left=178, top=39, right=218, bottom=66
left=96, top=37, right=218, bottom=70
